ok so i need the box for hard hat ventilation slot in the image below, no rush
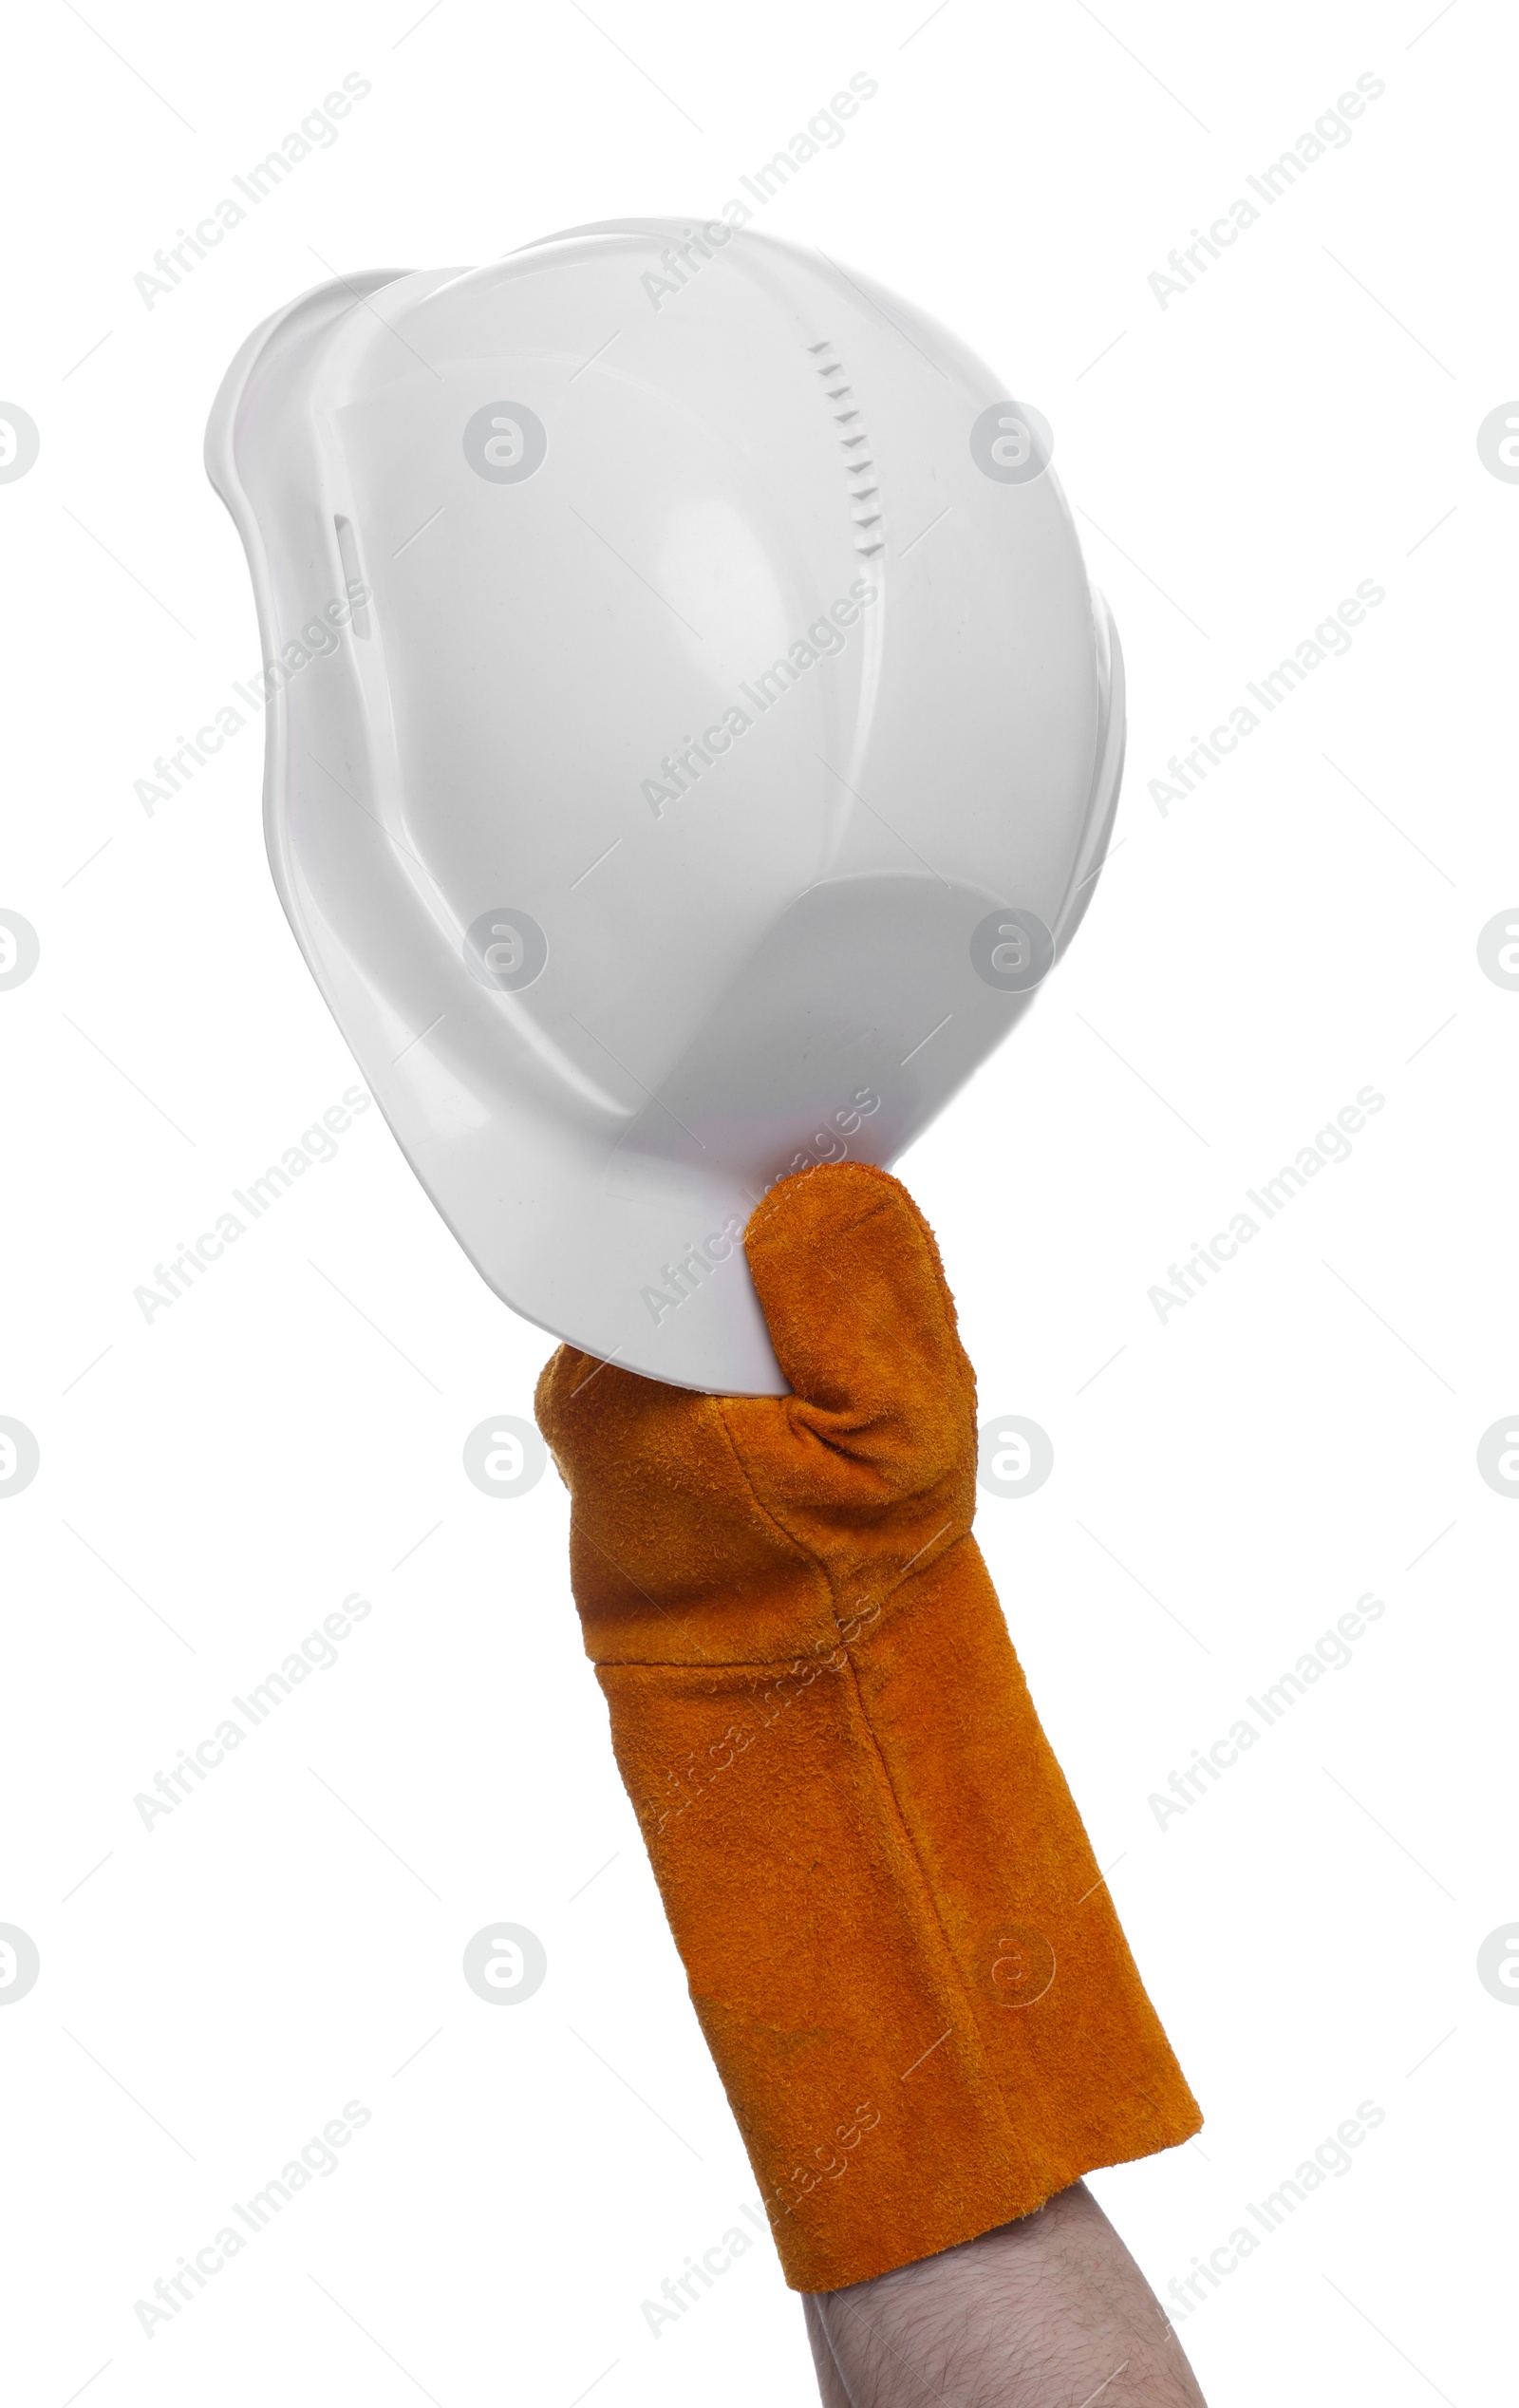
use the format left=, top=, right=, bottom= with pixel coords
left=807, top=339, right=885, bottom=559
left=333, top=516, right=371, bottom=639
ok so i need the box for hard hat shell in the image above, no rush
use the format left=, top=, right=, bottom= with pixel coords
left=206, top=222, right=1123, bottom=1394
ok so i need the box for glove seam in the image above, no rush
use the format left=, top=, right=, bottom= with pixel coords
left=709, top=1397, right=839, bottom=1611
left=832, top=1633, right=1020, bottom=2163
left=691, top=1414, right=1012, bottom=2130
left=713, top=1400, right=971, bottom=1627
left=589, top=1554, right=969, bottom=1674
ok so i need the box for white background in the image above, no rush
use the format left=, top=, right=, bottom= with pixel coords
left=2, top=1, right=1514, bottom=2400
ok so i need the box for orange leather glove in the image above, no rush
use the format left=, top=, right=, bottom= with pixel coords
left=535, top=1162, right=1200, bottom=2292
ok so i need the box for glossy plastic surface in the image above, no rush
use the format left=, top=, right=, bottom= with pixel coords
left=206, top=223, right=1124, bottom=1391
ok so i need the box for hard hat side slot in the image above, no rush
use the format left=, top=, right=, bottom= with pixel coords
left=333, top=517, right=370, bottom=639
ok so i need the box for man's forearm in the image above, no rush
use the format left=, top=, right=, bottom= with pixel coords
left=806, top=2181, right=1208, bottom=2408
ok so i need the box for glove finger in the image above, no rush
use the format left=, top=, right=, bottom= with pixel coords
left=735, top=1162, right=976, bottom=1496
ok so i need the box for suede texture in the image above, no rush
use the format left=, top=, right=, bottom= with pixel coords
left=534, top=1161, right=1202, bottom=2291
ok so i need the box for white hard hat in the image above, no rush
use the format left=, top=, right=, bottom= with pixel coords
left=206, top=222, right=1123, bottom=1394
